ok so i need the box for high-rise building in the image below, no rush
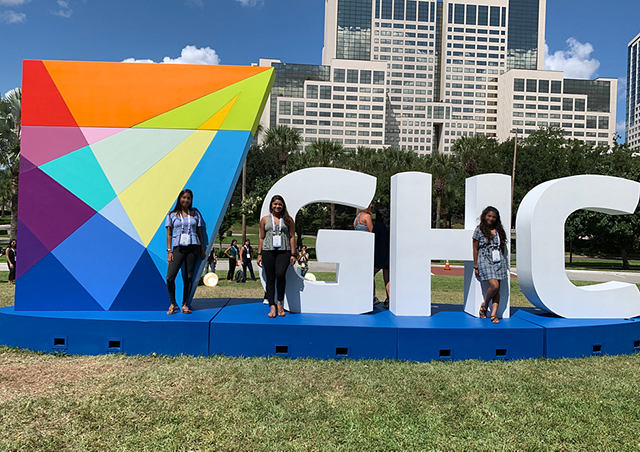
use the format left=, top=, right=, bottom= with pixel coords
left=627, top=32, right=640, bottom=149
left=259, top=0, right=617, bottom=154
left=498, top=70, right=617, bottom=146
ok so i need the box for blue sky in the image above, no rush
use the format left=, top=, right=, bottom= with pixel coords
left=1, top=0, right=638, bottom=138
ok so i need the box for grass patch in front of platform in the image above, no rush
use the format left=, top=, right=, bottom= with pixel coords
left=0, top=348, right=639, bottom=450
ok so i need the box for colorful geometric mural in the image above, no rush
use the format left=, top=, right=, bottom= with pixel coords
left=17, top=60, right=275, bottom=311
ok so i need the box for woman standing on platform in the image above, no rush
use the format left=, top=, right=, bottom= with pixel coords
left=166, top=189, right=206, bottom=315
left=257, top=195, right=297, bottom=318
left=6, top=239, right=16, bottom=285
left=473, top=206, right=509, bottom=324
left=225, top=239, right=239, bottom=282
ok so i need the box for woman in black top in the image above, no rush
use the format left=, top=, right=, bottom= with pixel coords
left=6, top=239, right=16, bottom=285
left=225, top=240, right=239, bottom=282
left=373, top=207, right=390, bottom=308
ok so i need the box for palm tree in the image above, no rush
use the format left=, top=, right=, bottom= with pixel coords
left=0, top=88, right=21, bottom=240
left=306, top=140, right=345, bottom=228
left=345, top=146, right=379, bottom=174
left=429, top=153, right=459, bottom=229
left=263, top=125, right=302, bottom=175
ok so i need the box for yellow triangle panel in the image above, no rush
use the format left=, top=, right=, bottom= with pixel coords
left=198, top=95, right=238, bottom=130
left=118, top=130, right=217, bottom=246
left=133, top=69, right=275, bottom=133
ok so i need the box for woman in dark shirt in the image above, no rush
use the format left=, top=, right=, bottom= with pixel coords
left=225, top=240, right=239, bottom=282
left=6, top=239, right=16, bottom=285
left=373, top=207, right=390, bottom=308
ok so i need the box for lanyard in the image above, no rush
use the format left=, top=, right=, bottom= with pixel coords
left=180, top=213, right=191, bottom=234
left=271, top=214, right=281, bottom=235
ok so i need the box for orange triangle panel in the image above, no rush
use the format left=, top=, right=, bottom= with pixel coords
left=42, top=61, right=271, bottom=128
left=22, top=60, right=78, bottom=128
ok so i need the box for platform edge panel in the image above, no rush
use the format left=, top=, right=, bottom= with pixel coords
left=393, top=311, right=545, bottom=362
left=209, top=300, right=398, bottom=360
left=514, top=310, right=640, bottom=359
left=0, top=306, right=220, bottom=356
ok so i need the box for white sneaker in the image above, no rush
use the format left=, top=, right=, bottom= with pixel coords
left=263, top=299, right=269, bottom=305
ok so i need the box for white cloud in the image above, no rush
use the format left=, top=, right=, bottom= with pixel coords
left=234, top=0, right=263, bottom=6
left=544, top=38, right=600, bottom=79
left=123, top=45, right=221, bottom=65
left=51, top=0, right=72, bottom=18
left=617, top=120, right=626, bottom=135
left=0, top=10, right=26, bottom=23
left=0, top=0, right=30, bottom=5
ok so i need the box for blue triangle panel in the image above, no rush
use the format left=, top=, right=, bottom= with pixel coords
left=148, top=248, right=185, bottom=307
left=14, top=253, right=103, bottom=311
left=52, top=213, right=146, bottom=310
left=109, top=250, right=171, bottom=311
left=98, top=197, right=144, bottom=246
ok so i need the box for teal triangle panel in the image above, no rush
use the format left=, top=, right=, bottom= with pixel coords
left=40, top=145, right=117, bottom=212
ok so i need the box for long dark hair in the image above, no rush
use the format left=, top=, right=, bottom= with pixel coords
left=479, top=206, right=507, bottom=253
left=269, top=195, right=292, bottom=226
left=171, top=189, right=194, bottom=216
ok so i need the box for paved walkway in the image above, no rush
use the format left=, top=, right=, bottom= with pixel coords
left=212, top=261, right=640, bottom=284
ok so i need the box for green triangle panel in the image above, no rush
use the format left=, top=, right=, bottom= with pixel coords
left=90, top=128, right=195, bottom=195
left=220, top=69, right=275, bottom=134
left=39, top=145, right=117, bottom=212
left=133, top=70, right=275, bottom=132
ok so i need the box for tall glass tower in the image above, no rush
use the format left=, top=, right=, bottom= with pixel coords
left=627, top=33, right=640, bottom=149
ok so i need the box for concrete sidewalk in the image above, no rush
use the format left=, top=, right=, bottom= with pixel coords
left=213, top=261, right=640, bottom=284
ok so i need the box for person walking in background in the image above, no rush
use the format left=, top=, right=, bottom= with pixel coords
left=257, top=195, right=297, bottom=318
left=297, top=245, right=310, bottom=277
left=6, top=239, right=16, bottom=286
left=165, top=189, right=206, bottom=315
left=242, top=239, right=257, bottom=281
left=373, top=207, right=391, bottom=308
left=473, top=206, right=509, bottom=324
left=206, top=248, right=217, bottom=274
left=354, top=203, right=374, bottom=232
left=225, top=239, right=239, bottom=282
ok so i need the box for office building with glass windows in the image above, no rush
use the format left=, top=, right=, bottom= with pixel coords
left=259, top=0, right=616, bottom=154
left=626, top=32, right=640, bottom=149
left=498, top=70, right=617, bottom=145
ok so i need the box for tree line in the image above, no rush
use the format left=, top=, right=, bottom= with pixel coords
left=226, top=125, right=640, bottom=268
left=0, top=89, right=21, bottom=239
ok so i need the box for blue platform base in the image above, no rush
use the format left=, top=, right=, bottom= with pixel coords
left=0, top=300, right=638, bottom=361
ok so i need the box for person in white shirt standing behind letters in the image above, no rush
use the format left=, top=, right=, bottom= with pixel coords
left=473, top=206, right=509, bottom=324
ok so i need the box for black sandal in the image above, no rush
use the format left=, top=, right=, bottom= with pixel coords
left=479, top=305, right=488, bottom=319
left=491, top=316, right=500, bottom=324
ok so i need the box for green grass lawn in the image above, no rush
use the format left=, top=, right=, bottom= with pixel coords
left=3, top=272, right=640, bottom=450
